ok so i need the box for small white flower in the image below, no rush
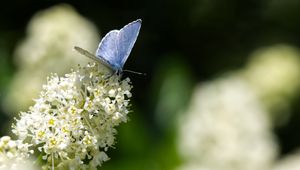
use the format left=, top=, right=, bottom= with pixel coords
left=108, top=89, right=116, bottom=97
left=0, top=136, right=35, bottom=169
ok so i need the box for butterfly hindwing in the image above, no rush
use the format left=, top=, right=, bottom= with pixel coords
left=74, top=46, right=112, bottom=70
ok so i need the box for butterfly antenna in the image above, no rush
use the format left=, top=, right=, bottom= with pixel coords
left=123, top=69, right=146, bottom=76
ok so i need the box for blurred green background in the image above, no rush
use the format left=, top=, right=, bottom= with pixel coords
left=1, top=0, right=300, bottom=170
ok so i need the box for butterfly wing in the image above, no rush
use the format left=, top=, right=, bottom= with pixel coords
left=74, top=46, right=112, bottom=70
left=96, top=19, right=142, bottom=71
left=96, top=30, right=120, bottom=70
left=118, top=19, right=142, bottom=68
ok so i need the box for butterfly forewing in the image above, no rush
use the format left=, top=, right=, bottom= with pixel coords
left=118, top=19, right=142, bottom=68
left=96, top=30, right=120, bottom=70
left=76, top=19, right=142, bottom=73
left=96, top=19, right=141, bottom=71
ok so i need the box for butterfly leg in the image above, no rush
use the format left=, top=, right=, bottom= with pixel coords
left=102, top=70, right=121, bottom=80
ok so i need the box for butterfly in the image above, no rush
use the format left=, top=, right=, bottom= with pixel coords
left=75, top=19, right=142, bottom=74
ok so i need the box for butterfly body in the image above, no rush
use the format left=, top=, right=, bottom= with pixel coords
left=75, top=19, right=142, bottom=74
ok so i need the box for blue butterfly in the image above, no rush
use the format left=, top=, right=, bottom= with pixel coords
left=75, top=19, right=142, bottom=74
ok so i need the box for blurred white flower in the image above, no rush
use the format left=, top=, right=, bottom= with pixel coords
left=0, top=136, right=37, bottom=170
left=243, top=45, right=300, bottom=125
left=177, top=44, right=300, bottom=170
left=14, top=4, right=99, bottom=68
left=177, top=75, right=277, bottom=170
left=3, top=4, right=100, bottom=114
left=272, top=150, right=300, bottom=170
left=12, top=63, right=132, bottom=169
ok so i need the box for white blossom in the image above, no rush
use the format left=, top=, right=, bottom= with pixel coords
left=12, top=63, right=132, bottom=169
left=0, top=136, right=36, bottom=170
left=272, top=150, right=300, bottom=170
left=3, top=4, right=100, bottom=114
left=177, top=76, right=277, bottom=170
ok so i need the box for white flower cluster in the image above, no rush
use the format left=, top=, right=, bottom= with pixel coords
left=176, top=45, right=300, bottom=170
left=177, top=76, right=277, bottom=170
left=273, top=150, right=300, bottom=170
left=3, top=4, right=100, bottom=114
left=0, top=136, right=35, bottom=170
left=243, top=45, right=300, bottom=125
left=12, top=63, right=132, bottom=169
